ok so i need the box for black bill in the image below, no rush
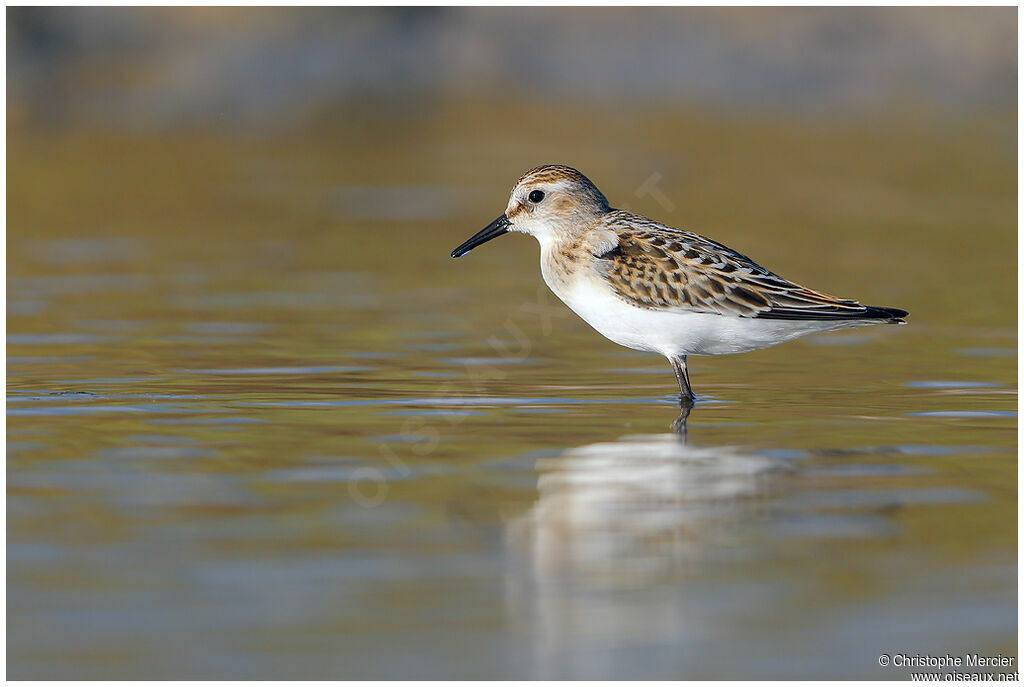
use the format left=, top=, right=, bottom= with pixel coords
left=451, top=214, right=510, bottom=258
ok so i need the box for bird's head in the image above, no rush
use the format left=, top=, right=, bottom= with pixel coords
left=451, top=165, right=610, bottom=258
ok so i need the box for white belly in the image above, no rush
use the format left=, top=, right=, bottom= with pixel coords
left=549, top=277, right=866, bottom=357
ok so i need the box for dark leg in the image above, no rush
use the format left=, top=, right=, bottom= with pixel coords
left=668, top=355, right=695, bottom=438
left=669, top=355, right=695, bottom=405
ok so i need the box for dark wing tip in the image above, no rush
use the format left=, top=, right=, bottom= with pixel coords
left=864, top=305, right=909, bottom=323
left=756, top=304, right=909, bottom=323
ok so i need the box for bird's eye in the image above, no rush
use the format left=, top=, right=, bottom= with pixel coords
left=528, top=190, right=545, bottom=203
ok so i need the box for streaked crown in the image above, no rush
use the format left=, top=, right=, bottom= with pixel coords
left=515, top=164, right=594, bottom=187
left=507, top=164, right=610, bottom=224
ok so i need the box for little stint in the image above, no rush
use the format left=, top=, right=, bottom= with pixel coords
left=451, top=165, right=908, bottom=406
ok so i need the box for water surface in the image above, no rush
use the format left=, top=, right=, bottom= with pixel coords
left=7, top=108, right=1016, bottom=678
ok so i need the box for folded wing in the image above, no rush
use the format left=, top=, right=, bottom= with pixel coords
left=594, top=212, right=907, bottom=323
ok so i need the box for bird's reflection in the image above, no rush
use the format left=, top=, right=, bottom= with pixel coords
left=672, top=399, right=693, bottom=436
left=507, top=427, right=777, bottom=580
left=504, top=420, right=782, bottom=677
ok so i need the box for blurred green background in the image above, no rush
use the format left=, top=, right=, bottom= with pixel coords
left=7, top=7, right=1017, bottom=680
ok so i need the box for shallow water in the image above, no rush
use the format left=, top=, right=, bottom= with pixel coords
left=7, top=108, right=1017, bottom=678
